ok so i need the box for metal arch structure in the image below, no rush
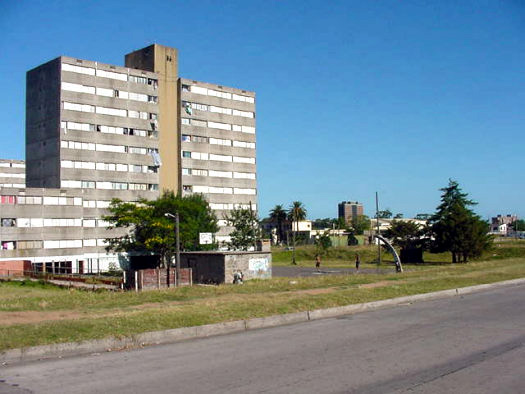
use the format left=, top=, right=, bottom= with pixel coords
left=373, top=234, right=403, bottom=273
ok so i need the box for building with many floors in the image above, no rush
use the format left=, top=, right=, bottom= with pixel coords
left=338, top=201, right=364, bottom=225
left=0, top=44, right=257, bottom=273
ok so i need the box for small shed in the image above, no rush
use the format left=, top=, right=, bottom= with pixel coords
left=180, top=251, right=272, bottom=284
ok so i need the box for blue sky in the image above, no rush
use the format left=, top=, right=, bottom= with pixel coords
left=1, top=0, right=524, bottom=220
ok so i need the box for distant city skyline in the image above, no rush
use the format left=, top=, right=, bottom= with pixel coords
left=1, top=1, right=523, bottom=220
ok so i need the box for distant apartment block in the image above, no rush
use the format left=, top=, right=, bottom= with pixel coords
left=338, top=201, right=364, bottom=225
left=0, top=44, right=257, bottom=272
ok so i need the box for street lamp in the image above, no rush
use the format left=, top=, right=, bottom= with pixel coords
left=164, top=212, right=180, bottom=287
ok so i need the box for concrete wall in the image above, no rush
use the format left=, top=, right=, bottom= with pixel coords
left=26, top=58, right=61, bottom=188
left=125, top=44, right=179, bottom=194
left=180, top=251, right=271, bottom=284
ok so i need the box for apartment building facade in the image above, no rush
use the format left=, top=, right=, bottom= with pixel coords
left=338, top=201, right=364, bottom=225
left=0, top=44, right=257, bottom=272
left=0, top=160, right=25, bottom=189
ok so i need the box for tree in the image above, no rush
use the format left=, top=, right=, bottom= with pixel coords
left=315, top=230, right=332, bottom=255
left=312, top=218, right=338, bottom=230
left=104, top=191, right=218, bottom=267
left=288, top=201, right=307, bottom=265
left=376, top=209, right=393, bottom=219
left=269, top=204, right=287, bottom=244
left=384, top=220, right=423, bottom=250
left=349, top=215, right=371, bottom=235
left=384, top=220, right=426, bottom=263
left=511, top=219, right=525, bottom=232
left=415, top=213, right=431, bottom=221
left=394, top=213, right=404, bottom=219
left=429, top=180, right=492, bottom=263
left=224, top=205, right=260, bottom=251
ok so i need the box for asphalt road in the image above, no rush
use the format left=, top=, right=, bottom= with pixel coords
left=1, top=284, right=524, bottom=393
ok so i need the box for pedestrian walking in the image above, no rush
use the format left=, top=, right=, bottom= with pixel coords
left=315, top=255, right=321, bottom=272
left=355, top=253, right=360, bottom=272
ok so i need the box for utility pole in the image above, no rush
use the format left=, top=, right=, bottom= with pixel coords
left=292, top=209, right=297, bottom=265
left=376, top=192, right=381, bottom=266
left=165, top=212, right=180, bottom=286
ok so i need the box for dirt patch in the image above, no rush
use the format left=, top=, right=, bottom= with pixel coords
left=359, top=280, right=406, bottom=289
left=291, top=288, right=336, bottom=295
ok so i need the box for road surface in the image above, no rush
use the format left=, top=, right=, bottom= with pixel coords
left=1, top=284, right=524, bottom=393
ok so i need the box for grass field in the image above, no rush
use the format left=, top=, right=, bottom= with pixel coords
left=0, top=240, right=524, bottom=351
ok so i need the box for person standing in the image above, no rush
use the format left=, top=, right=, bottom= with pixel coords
left=315, top=255, right=321, bottom=272
left=355, top=253, right=360, bottom=272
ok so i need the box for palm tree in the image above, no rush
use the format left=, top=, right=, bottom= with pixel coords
left=288, top=201, right=307, bottom=265
left=269, top=204, right=287, bottom=244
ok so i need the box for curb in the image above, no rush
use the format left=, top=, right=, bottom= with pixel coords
left=2, top=277, right=524, bottom=365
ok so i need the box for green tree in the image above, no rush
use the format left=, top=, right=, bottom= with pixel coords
left=394, top=213, right=404, bottom=219
left=429, top=180, right=492, bottom=263
left=415, top=213, right=431, bottom=221
left=315, top=230, right=332, bottom=255
left=312, top=218, right=337, bottom=230
left=384, top=220, right=423, bottom=250
left=349, top=215, right=371, bottom=235
left=269, top=204, right=287, bottom=243
left=104, top=191, right=218, bottom=267
left=288, top=201, right=307, bottom=265
left=376, top=209, right=393, bottom=219
left=511, top=219, right=525, bottom=232
left=225, top=205, right=260, bottom=251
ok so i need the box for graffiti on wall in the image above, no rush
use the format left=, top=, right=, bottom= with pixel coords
left=248, top=257, right=271, bottom=278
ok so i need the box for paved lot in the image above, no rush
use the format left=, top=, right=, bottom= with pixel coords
left=1, top=283, right=523, bottom=393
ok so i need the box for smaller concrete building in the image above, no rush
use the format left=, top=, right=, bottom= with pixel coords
left=180, top=251, right=271, bottom=284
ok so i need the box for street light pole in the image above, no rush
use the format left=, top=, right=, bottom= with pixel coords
left=165, top=212, right=180, bottom=287
left=376, top=192, right=381, bottom=266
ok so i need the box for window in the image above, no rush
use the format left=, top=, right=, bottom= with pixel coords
left=233, top=172, right=256, bottom=179
left=182, top=84, right=190, bottom=92
left=233, top=156, right=256, bottom=164
left=234, top=188, right=257, bottom=195
left=96, top=69, right=127, bottom=81
left=64, top=102, right=95, bottom=113
left=209, top=170, right=232, bottom=178
left=182, top=151, right=191, bottom=158
left=208, top=121, right=231, bottom=131
left=81, top=181, right=95, bottom=189
left=17, top=196, right=42, bottom=205
left=208, top=89, right=232, bottom=100
left=181, top=118, right=190, bottom=125
left=62, top=63, right=95, bottom=75
left=232, top=109, right=254, bottom=118
left=210, top=137, right=232, bottom=146
left=96, top=106, right=127, bottom=117
left=190, top=86, right=208, bottom=95
left=1, top=196, right=16, bottom=204
left=182, top=135, right=191, bottom=142
left=1, top=218, right=16, bottom=227
left=191, top=135, right=207, bottom=143
left=209, top=106, right=232, bottom=115
left=129, top=75, right=147, bottom=84
left=61, top=82, right=95, bottom=94
left=1, top=241, right=16, bottom=250
left=129, top=147, right=147, bottom=155
left=233, top=140, right=255, bottom=149
left=96, top=87, right=113, bottom=97
left=182, top=185, right=192, bottom=192
left=209, top=153, right=232, bottom=162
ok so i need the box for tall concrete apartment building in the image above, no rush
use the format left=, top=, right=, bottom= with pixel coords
left=0, top=44, right=257, bottom=272
left=338, top=201, right=364, bottom=225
